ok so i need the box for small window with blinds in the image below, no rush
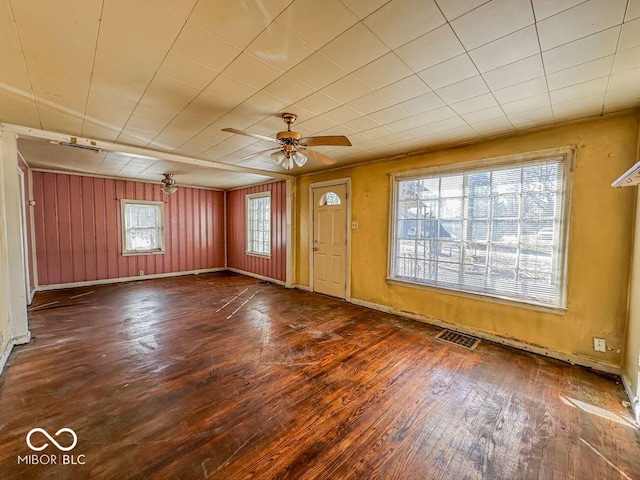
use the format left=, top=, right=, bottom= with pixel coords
left=121, top=200, right=165, bottom=255
left=246, top=192, right=271, bottom=257
left=389, top=149, right=573, bottom=309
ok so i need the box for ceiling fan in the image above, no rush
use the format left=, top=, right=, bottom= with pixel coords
left=222, top=113, right=351, bottom=170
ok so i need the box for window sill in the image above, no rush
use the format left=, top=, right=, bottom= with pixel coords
left=385, top=277, right=567, bottom=315
left=122, top=250, right=165, bottom=257
left=246, top=252, right=272, bottom=259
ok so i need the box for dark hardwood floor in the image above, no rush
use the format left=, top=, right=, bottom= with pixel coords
left=0, top=272, right=638, bottom=479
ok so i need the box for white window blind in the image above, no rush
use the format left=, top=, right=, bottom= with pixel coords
left=121, top=200, right=164, bottom=255
left=390, top=155, right=570, bottom=308
left=246, top=193, right=271, bottom=256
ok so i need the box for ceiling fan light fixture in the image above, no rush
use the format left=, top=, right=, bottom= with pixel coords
left=161, top=173, right=177, bottom=196
left=283, top=156, right=295, bottom=171
left=293, top=151, right=307, bottom=167
left=271, top=150, right=286, bottom=165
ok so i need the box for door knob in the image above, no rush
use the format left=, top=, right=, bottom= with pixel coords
left=313, top=247, right=318, bottom=251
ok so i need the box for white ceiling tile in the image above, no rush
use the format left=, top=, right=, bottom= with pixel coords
left=421, top=106, right=459, bottom=123
left=507, top=105, right=554, bottom=125
left=537, top=0, right=627, bottom=51
left=436, top=75, right=489, bottom=104
left=470, top=116, right=514, bottom=135
left=549, top=77, right=610, bottom=104
left=275, top=0, right=359, bottom=49
left=393, top=124, right=433, bottom=140
left=246, top=23, right=315, bottom=72
left=295, top=91, right=343, bottom=115
left=205, top=74, right=258, bottom=103
left=322, top=105, right=362, bottom=123
left=608, top=67, right=640, bottom=90
left=603, top=98, right=640, bottom=113
left=396, top=25, right=465, bottom=72
left=241, top=91, right=290, bottom=115
left=361, top=124, right=396, bottom=138
left=482, top=55, right=544, bottom=90
left=157, top=52, right=220, bottom=89
left=172, top=25, right=241, bottom=72
left=0, top=88, right=42, bottom=129
left=189, top=0, right=270, bottom=50
left=398, top=92, right=446, bottom=115
left=263, top=75, right=315, bottom=104
left=387, top=112, right=436, bottom=132
left=450, top=93, right=499, bottom=115
left=434, top=0, right=490, bottom=21
left=320, top=23, right=390, bottom=72
left=322, top=75, right=374, bottom=103
left=619, top=18, right=640, bottom=51
left=353, top=53, right=413, bottom=89
left=418, top=54, right=480, bottom=90
left=347, top=92, right=394, bottom=115
left=287, top=53, right=349, bottom=90
left=532, top=0, right=585, bottom=21
left=542, top=26, right=620, bottom=73
left=552, top=93, right=605, bottom=116
left=343, top=115, right=382, bottom=132
left=546, top=56, right=614, bottom=90
left=369, top=106, right=411, bottom=124
left=223, top=53, right=284, bottom=90
left=297, top=115, right=338, bottom=133
left=427, top=115, right=468, bottom=133
left=451, top=0, right=534, bottom=50
left=469, top=26, right=540, bottom=73
left=379, top=75, right=431, bottom=103
left=612, top=46, right=640, bottom=73
left=340, top=0, right=390, bottom=19
left=493, top=77, right=548, bottom=104
left=364, top=0, right=446, bottom=49
left=627, top=0, right=640, bottom=20
left=501, top=93, right=551, bottom=115
left=461, top=105, right=507, bottom=123
left=605, top=84, right=640, bottom=105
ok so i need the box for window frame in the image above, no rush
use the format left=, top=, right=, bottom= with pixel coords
left=246, top=191, right=272, bottom=258
left=120, top=199, right=165, bottom=256
left=387, top=146, right=575, bottom=312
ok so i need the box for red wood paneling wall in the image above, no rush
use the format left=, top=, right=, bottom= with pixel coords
left=32, top=172, right=225, bottom=286
left=226, top=182, right=287, bottom=282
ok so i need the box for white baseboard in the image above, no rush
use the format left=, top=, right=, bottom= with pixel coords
left=35, top=268, right=226, bottom=291
left=226, top=268, right=285, bottom=286
left=0, top=331, right=31, bottom=376
left=621, top=374, right=640, bottom=425
left=348, top=296, right=621, bottom=375
left=293, top=284, right=312, bottom=292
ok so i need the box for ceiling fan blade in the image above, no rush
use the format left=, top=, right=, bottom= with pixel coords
left=221, top=127, right=278, bottom=144
left=301, top=148, right=337, bottom=166
left=241, top=147, right=281, bottom=160
left=299, top=135, right=352, bottom=147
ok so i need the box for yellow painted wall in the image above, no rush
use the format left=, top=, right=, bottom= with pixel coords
left=296, top=113, right=639, bottom=368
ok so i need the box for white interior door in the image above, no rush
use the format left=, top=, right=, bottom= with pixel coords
left=312, top=184, right=347, bottom=298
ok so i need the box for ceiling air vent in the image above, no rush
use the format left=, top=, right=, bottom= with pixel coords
left=49, top=137, right=101, bottom=153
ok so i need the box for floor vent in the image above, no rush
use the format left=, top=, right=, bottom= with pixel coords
left=435, top=329, right=481, bottom=350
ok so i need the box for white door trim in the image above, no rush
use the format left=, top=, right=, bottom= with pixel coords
left=17, top=168, right=31, bottom=304
left=309, top=177, right=351, bottom=299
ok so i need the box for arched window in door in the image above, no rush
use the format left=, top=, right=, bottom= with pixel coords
left=319, top=191, right=341, bottom=206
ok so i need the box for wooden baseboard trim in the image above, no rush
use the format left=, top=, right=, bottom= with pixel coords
left=0, top=332, right=31, bottom=376
left=35, top=268, right=226, bottom=291
left=226, top=268, right=285, bottom=286
left=293, top=284, right=312, bottom=292
left=347, top=296, right=621, bottom=376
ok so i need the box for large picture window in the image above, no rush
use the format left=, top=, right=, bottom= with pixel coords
left=389, top=149, right=573, bottom=309
left=246, top=192, right=271, bottom=257
left=121, top=200, right=165, bottom=255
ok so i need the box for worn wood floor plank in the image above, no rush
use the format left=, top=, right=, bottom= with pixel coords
left=0, top=272, right=638, bottom=479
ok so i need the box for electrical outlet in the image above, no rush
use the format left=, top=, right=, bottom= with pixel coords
left=139, top=270, right=144, bottom=276
left=593, top=338, right=606, bottom=352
